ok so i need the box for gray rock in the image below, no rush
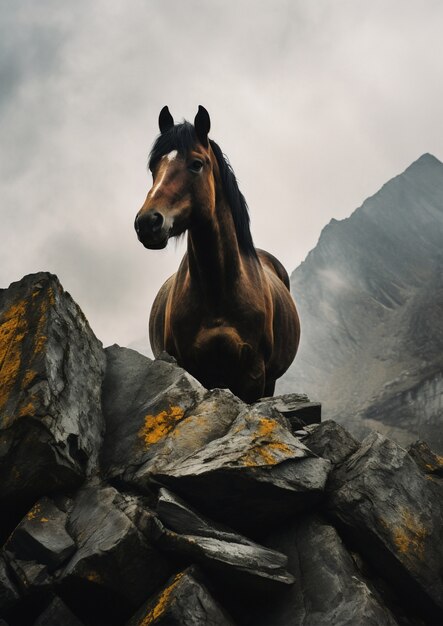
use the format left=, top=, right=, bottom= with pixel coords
left=61, top=483, right=173, bottom=611
left=408, top=440, right=443, bottom=477
left=263, top=515, right=398, bottom=626
left=154, top=488, right=294, bottom=589
left=101, top=345, right=227, bottom=487
left=254, top=393, right=321, bottom=430
left=143, top=387, right=244, bottom=474
left=2, top=497, right=75, bottom=597
left=0, top=273, right=105, bottom=522
left=153, top=405, right=331, bottom=531
left=33, top=596, right=84, bottom=626
left=328, top=432, right=443, bottom=621
left=5, top=497, right=75, bottom=572
left=0, top=555, right=19, bottom=611
left=303, top=420, right=360, bottom=466
left=125, top=566, right=235, bottom=626
left=3, top=558, right=50, bottom=597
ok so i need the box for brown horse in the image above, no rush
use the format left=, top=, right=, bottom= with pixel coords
left=135, top=106, right=300, bottom=402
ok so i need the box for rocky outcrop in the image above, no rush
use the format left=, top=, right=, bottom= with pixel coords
left=1, top=273, right=442, bottom=625
left=0, top=273, right=105, bottom=542
left=280, top=153, right=443, bottom=453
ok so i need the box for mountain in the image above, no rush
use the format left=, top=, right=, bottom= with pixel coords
left=279, top=153, right=443, bottom=452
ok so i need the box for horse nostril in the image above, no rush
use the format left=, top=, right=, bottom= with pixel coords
left=151, top=211, right=164, bottom=233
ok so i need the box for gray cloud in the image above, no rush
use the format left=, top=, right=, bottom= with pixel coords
left=1, top=1, right=443, bottom=348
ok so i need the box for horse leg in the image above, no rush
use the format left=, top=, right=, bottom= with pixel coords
left=262, top=379, right=276, bottom=399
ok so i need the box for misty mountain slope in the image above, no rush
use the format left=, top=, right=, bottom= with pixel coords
left=279, top=153, right=443, bottom=451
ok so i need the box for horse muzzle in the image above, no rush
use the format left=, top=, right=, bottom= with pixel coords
left=134, top=210, right=170, bottom=249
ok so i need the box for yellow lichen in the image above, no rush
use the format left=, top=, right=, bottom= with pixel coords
left=22, top=369, right=37, bottom=387
left=381, top=508, right=428, bottom=560
left=242, top=440, right=293, bottom=467
left=138, top=406, right=185, bottom=446
left=0, top=300, right=28, bottom=420
left=26, top=503, right=41, bottom=521
left=139, top=572, right=184, bottom=625
left=0, top=287, right=54, bottom=425
left=40, top=517, right=49, bottom=523
left=240, top=417, right=294, bottom=467
left=256, top=417, right=278, bottom=438
left=18, top=399, right=35, bottom=418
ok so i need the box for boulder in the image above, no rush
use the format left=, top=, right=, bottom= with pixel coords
left=125, top=566, right=235, bottom=626
left=3, top=496, right=75, bottom=599
left=328, top=432, right=443, bottom=622
left=154, top=488, right=294, bottom=590
left=0, top=273, right=105, bottom=533
left=5, top=497, right=75, bottom=574
left=262, top=515, right=398, bottom=626
left=59, top=482, right=173, bottom=620
left=101, top=345, right=231, bottom=487
left=153, top=404, right=331, bottom=532
left=302, top=421, right=360, bottom=466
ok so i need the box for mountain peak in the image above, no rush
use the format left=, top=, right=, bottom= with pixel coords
left=408, top=152, right=442, bottom=168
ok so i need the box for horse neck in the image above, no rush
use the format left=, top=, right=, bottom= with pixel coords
left=187, top=193, right=244, bottom=302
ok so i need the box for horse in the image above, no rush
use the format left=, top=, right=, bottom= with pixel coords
left=134, top=105, right=300, bottom=403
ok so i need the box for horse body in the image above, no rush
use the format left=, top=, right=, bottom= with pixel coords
left=135, top=106, right=300, bottom=403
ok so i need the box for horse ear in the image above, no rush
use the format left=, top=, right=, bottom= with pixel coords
left=194, top=105, right=211, bottom=147
left=159, top=106, right=174, bottom=134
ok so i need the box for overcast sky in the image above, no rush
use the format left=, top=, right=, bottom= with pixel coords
left=1, top=0, right=443, bottom=351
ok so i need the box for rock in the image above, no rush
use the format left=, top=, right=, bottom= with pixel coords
left=154, top=488, right=294, bottom=590
left=0, top=555, right=19, bottom=612
left=153, top=405, right=331, bottom=532
left=262, top=515, right=398, bottom=626
left=5, top=497, right=75, bottom=573
left=328, top=432, right=443, bottom=622
left=0, top=273, right=105, bottom=533
left=101, top=345, right=225, bottom=488
left=4, top=270, right=441, bottom=624
left=408, top=440, right=443, bottom=477
left=33, top=596, right=84, bottom=626
left=302, top=421, right=360, bottom=466
left=125, top=566, right=235, bottom=626
left=254, top=393, right=321, bottom=430
left=2, top=497, right=75, bottom=598
left=60, top=483, right=173, bottom=621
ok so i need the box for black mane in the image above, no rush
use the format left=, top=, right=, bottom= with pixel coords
left=148, top=121, right=257, bottom=258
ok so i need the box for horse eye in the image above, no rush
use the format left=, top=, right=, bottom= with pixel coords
left=189, top=159, right=203, bottom=173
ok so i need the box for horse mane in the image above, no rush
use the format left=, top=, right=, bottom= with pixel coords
left=148, top=121, right=257, bottom=258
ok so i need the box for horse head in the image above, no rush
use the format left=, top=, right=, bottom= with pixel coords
left=135, top=105, right=216, bottom=249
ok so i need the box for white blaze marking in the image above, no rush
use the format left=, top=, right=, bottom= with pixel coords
left=150, top=151, right=178, bottom=199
